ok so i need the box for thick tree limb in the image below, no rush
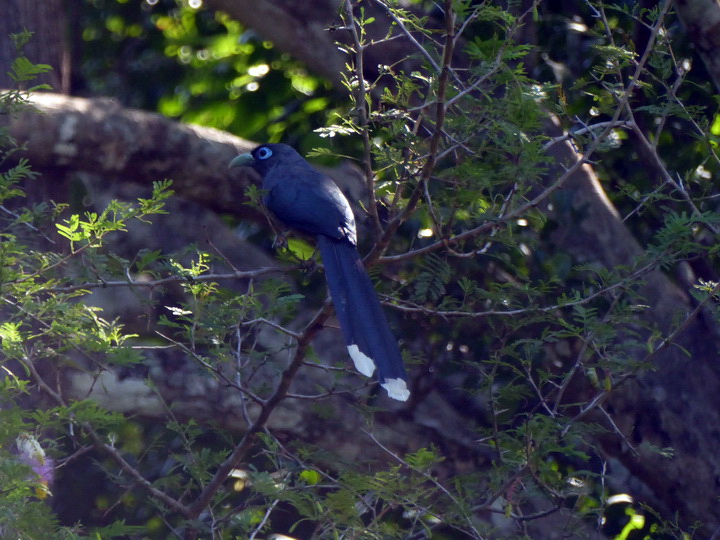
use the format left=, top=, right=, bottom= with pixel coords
left=4, top=92, right=257, bottom=215
left=205, top=0, right=345, bottom=87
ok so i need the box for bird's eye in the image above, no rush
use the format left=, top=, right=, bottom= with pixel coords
left=256, top=147, right=273, bottom=160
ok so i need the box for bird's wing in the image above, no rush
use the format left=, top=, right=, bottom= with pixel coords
left=264, top=165, right=357, bottom=244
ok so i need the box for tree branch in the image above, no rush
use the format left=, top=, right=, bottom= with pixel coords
left=186, top=301, right=332, bottom=518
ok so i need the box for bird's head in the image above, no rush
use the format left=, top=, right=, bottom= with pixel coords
left=229, top=143, right=304, bottom=176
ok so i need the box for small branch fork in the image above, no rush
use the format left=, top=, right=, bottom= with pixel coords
left=343, top=0, right=383, bottom=240
left=365, top=0, right=456, bottom=264
left=185, top=301, right=332, bottom=520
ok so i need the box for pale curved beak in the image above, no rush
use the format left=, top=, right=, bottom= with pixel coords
left=229, top=153, right=255, bottom=168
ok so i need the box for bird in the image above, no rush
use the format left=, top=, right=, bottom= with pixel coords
left=230, top=143, right=410, bottom=401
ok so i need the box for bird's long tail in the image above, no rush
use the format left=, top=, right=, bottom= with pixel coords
left=317, top=235, right=409, bottom=401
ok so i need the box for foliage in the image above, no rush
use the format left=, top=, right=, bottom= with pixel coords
left=0, top=35, right=159, bottom=540
left=77, top=0, right=337, bottom=149
left=2, top=0, right=719, bottom=538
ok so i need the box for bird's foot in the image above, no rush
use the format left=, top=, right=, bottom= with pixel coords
left=299, top=256, right=318, bottom=273
left=272, top=232, right=289, bottom=250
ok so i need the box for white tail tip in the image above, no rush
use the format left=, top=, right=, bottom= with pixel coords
left=381, top=378, right=410, bottom=401
left=348, top=344, right=376, bottom=377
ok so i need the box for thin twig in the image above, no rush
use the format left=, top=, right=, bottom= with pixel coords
left=343, top=0, right=383, bottom=238
left=241, top=317, right=302, bottom=340
left=363, top=429, right=484, bottom=539
left=366, top=0, right=456, bottom=264
left=18, top=347, right=190, bottom=516
left=156, top=331, right=265, bottom=406
left=46, top=266, right=289, bottom=293
left=186, top=301, right=332, bottom=518
left=248, top=499, right=280, bottom=540
left=0, top=204, right=56, bottom=244
left=541, top=120, right=635, bottom=152
left=642, top=279, right=720, bottom=364
left=369, top=0, right=441, bottom=72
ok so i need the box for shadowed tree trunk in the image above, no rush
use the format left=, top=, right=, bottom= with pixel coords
left=0, top=0, right=68, bottom=92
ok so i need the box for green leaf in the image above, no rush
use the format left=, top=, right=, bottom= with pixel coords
left=299, top=469, right=322, bottom=485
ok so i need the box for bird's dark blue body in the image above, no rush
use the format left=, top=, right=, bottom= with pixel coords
left=230, top=143, right=409, bottom=401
